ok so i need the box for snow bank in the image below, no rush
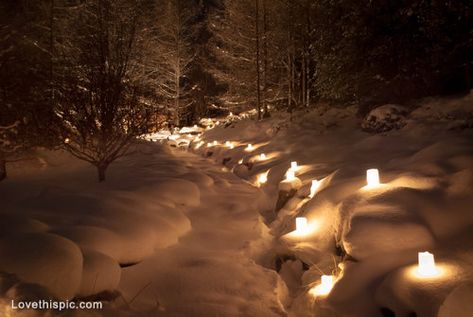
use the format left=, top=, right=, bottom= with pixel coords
left=186, top=95, right=473, bottom=317
left=0, top=233, right=83, bottom=300
left=0, top=143, right=196, bottom=300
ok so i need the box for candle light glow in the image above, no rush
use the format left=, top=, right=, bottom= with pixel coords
left=309, top=275, right=334, bottom=297
left=366, top=168, right=380, bottom=187
left=309, top=179, right=320, bottom=198
left=416, top=251, right=439, bottom=277
left=286, top=169, right=295, bottom=181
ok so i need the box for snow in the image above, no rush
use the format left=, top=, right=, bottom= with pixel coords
left=0, top=233, right=83, bottom=300
left=1, top=93, right=473, bottom=316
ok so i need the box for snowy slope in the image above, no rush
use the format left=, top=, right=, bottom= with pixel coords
left=186, top=93, right=473, bottom=317
left=1, top=92, right=472, bottom=317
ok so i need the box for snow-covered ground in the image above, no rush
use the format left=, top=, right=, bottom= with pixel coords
left=1, top=92, right=473, bottom=317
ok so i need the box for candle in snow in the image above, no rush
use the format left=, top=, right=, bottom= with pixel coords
left=417, top=251, right=439, bottom=277
left=366, top=168, right=380, bottom=187
left=309, top=275, right=334, bottom=297
left=309, top=179, right=320, bottom=198
left=295, top=217, right=308, bottom=233
left=286, top=169, right=295, bottom=181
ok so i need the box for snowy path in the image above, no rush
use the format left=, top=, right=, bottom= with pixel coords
left=117, top=149, right=287, bottom=317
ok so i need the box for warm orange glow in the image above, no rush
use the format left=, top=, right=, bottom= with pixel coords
left=309, top=275, right=334, bottom=297
left=238, top=159, right=243, bottom=164
left=213, top=140, right=218, bottom=146
left=245, top=144, right=254, bottom=152
left=64, top=138, right=70, bottom=144
left=194, top=141, right=204, bottom=149
left=257, top=171, right=269, bottom=186
left=259, top=153, right=267, bottom=160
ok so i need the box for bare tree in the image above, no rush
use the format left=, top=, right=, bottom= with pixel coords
left=150, top=0, right=197, bottom=127
left=54, top=0, right=155, bottom=182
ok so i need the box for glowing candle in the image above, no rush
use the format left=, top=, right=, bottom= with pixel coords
left=64, top=138, right=70, bottom=144
left=193, top=124, right=198, bottom=128
left=207, top=142, right=212, bottom=147
left=309, top=179, right=320, bottom=198
left=309, top=275, right=334, bottom=297
left=229, top=144, right=235, bottom=149
left=213, top=140, right=218, bottom=146
left=417, top=251, right=439, bottom=277
left=366, top=168, right=380, bottom=187
left=246, top=144, right=254, bottom=152
left=286, top=169, right=295, bottom=181
left=257, top=171, right=268, bottom=186
left=229, top=112, right=233, bottom=116
left=295, top=217, right=308, bottom=233
left=291, top=161, right=298, bottom=170
left=260, top=153, right=266, bottom=160
left=225, top=141, right=231, bottom=147
left=238, top=159, right=243, bottom=164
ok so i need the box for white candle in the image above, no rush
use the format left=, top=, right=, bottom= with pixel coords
left=291, top=161, right=298, bottom=170
left=417, top=251, right=439, bottom=277
left=295, top=217, right=308, bottom=232
left=257, top=172, right=268, bottom=186
left=366, top=168, right=380, bottom=187
left=286, top=169, right=295, bottom=181
left=309, top=179, right=320, bottom=198
left=260, top=153, right=266, bottom=160
left=309, top=275, right=334, bottom=297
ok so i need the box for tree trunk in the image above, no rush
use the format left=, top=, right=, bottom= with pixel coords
left=0, top=159, right=6, bottom=181
left=255, top=0, right=261, bottom=120
left=97, top=163, right=108, bottom=182
left=262, top=0, right=269, bottom=117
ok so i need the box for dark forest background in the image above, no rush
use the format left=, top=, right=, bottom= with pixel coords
left=1, top=0, right=472, bottom=181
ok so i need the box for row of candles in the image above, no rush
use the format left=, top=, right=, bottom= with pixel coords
left=198, top=139, right=442, bottom=297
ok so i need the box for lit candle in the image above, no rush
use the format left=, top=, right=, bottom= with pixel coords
left=286, top=169, right=295, bottom=181
left=291, top=161, right=298, bottom=170
left=213, top=140, right=218, bottom=146
left=193, top=124, right=197, bottom=128
left=229, top=112, right=233, bottom=116
left=225, top=141, right=231, bottom=147
left=246, top=144, right=254, bottom=152
left=64, top=138, right=70, bottom=144
left=238, top=159, right=243, bottom=164
left=295, top=217, right=308, bottom=233
left=260, top=153, right=266, bottom=160
left=417, top=251, right=439, bottom=277
left=309, top=275, right=334, bottom=297
left=257, top=171, right=268, bottom=186
left=366, top=168, right=380, bottom=187
left=309, top=179, right=320, bottom=198
left=207, top=142, right=212, bottom=147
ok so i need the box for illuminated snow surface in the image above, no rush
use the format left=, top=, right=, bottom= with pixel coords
left=1, top=93, right=473, bottom=316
